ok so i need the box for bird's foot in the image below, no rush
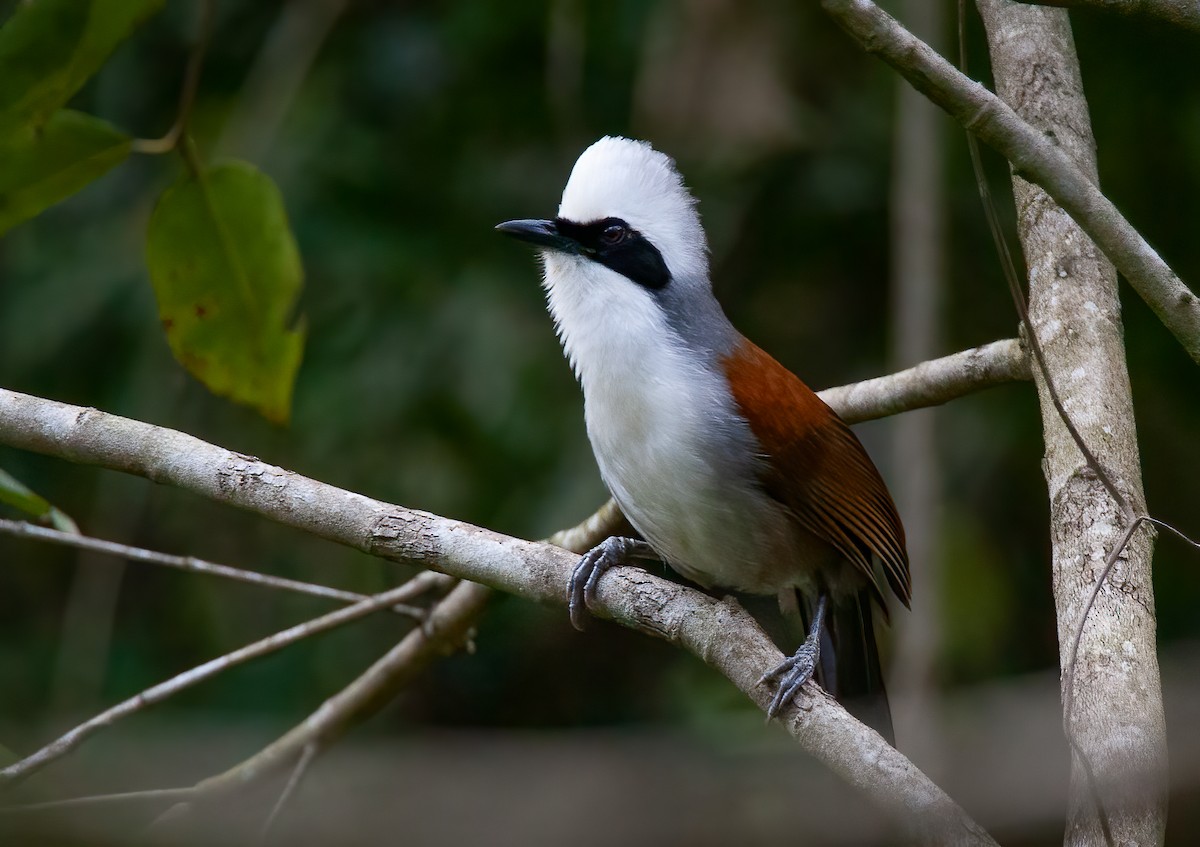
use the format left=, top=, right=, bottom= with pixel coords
left=568, top=536, right=653, bottom=631
left=760, top=593, right=828, bottom=719
left=760, top=637, right=821, bottom=719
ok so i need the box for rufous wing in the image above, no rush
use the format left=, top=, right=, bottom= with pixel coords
left=722, top=338, right=911, bottom=610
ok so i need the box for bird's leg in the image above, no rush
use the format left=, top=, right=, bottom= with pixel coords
left=759, top=593, right=828, bottom=719
left=568, top=536, right=655, bottom=631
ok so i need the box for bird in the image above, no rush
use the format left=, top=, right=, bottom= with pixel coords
left=496, top=136, right=910, bottom=739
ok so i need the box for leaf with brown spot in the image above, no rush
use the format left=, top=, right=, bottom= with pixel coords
left=146, top=161, right=306, bottom=424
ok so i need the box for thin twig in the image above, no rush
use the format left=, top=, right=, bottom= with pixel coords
left=0, top=573, right=449, bottom=788
left=0, top=786, right=196, bottom=813
left=961, top=134, right=1131, bottom=518
left=256, top=741, right=317, bottom=845
left=1014, top=0, right=1200, bottom=33
left=1, top=580, right=487, bottom=823
left=1063, top=516, right=1200, bottom=720
left=1, top=504, right=636, bottom=822
left=132, top=0, right=216, bottom=156
left=546, top=498, right=628, bottom=551
left=145, top=579, right=491, bottom=832
left=0, top=518, right=424, bottom=619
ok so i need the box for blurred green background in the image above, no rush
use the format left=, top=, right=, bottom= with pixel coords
left=0, top=1, right=1198, bottom=844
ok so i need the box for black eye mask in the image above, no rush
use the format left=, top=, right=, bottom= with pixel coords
left=555, top=217, right=671, bottom=291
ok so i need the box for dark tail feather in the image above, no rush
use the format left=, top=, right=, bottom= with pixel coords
left=818, top=591, right=895, bottom=746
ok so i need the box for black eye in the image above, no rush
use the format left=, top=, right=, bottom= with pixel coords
left=600, top=223, right=627, bottom=246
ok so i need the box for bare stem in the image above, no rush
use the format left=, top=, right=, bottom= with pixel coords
left=256, top=741, right=317, bottom=844
left=0, top=572, right=449, bottom=787
left=132, top=0, right=216, bottom=156
left=0, top=518, right=425, bottom=618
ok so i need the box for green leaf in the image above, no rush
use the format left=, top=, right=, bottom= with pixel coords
left=146, top=161, right=306, bottom=424
left=0, top=109, right=130, bottom=234
left=0, top=0, right=164, bottom=133
left=0, top=467, right=79, bottom=534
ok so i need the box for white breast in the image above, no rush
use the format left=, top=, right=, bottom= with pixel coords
left=542, top=254, right=804, bottom=595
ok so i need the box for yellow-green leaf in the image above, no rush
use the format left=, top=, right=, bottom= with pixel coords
left=146, top=161, right=306, bottom=424
left=0, top=467, right=79, bottom=534
left=0, top=0, right=164, bottom=133
left=0, top=109, right=130, bottom=234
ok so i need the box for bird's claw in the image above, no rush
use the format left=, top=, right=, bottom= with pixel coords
left=761, top=640, right=820, bottom=719
left=568, top=536, right=648, bottom=631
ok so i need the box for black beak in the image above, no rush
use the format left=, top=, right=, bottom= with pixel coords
left=495, top=219, right=578, bottom=253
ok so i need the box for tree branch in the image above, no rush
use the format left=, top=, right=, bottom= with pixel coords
left=142, top=500, right=625, bottom=830
left=0, top=481, right=642, bottom=823
left=821, top=0, right=1200, bottom=364
left=0, top=346, right=1021, bottom=842
left=567, top=339, right=1030, bottom=547
left=0, top=572, right=450, bottom=787
left=0, top=518, right=424, bottom=618
left=1014, top=0, right=1200, bottom=33
left=819, top=337, right=1027, bottom=422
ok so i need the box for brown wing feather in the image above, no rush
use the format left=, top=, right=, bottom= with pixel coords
left=722, top=339, right=911, bottom=609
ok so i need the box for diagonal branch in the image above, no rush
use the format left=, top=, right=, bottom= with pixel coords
left=0, top=344, right=1025, bottom=843
left=148, top=579, right=491, bottom=830
left=565, top=338, right=1031, bottom=543
left=137, top=501, right=622, bottom=829
left=821, top=0, right=1200, bottom=364
left=256, top=740, right=317, bottom=843
left=0, top=483, right=646, bottom=821
left=0, top=572, right=451, bottom=787
left=1014, top=0, right=1200, bottom=33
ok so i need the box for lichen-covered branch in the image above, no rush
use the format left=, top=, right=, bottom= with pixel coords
left=821, top=0, right=1200, bottom=364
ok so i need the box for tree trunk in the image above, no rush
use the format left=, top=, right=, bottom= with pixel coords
left=975, top=2, right=1167, bottom=843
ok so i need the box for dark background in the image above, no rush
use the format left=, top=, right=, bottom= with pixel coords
left=0, top=1, right=1197, bottom=844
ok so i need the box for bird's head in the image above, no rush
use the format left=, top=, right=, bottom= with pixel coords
left=497, top=136, right=710, bottom=297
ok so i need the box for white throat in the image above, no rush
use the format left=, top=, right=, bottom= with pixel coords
left=540, top=253, right=797, bottom=593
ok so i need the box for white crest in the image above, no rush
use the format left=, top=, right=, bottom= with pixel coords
left=557, top=136, right=709, bottom=284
